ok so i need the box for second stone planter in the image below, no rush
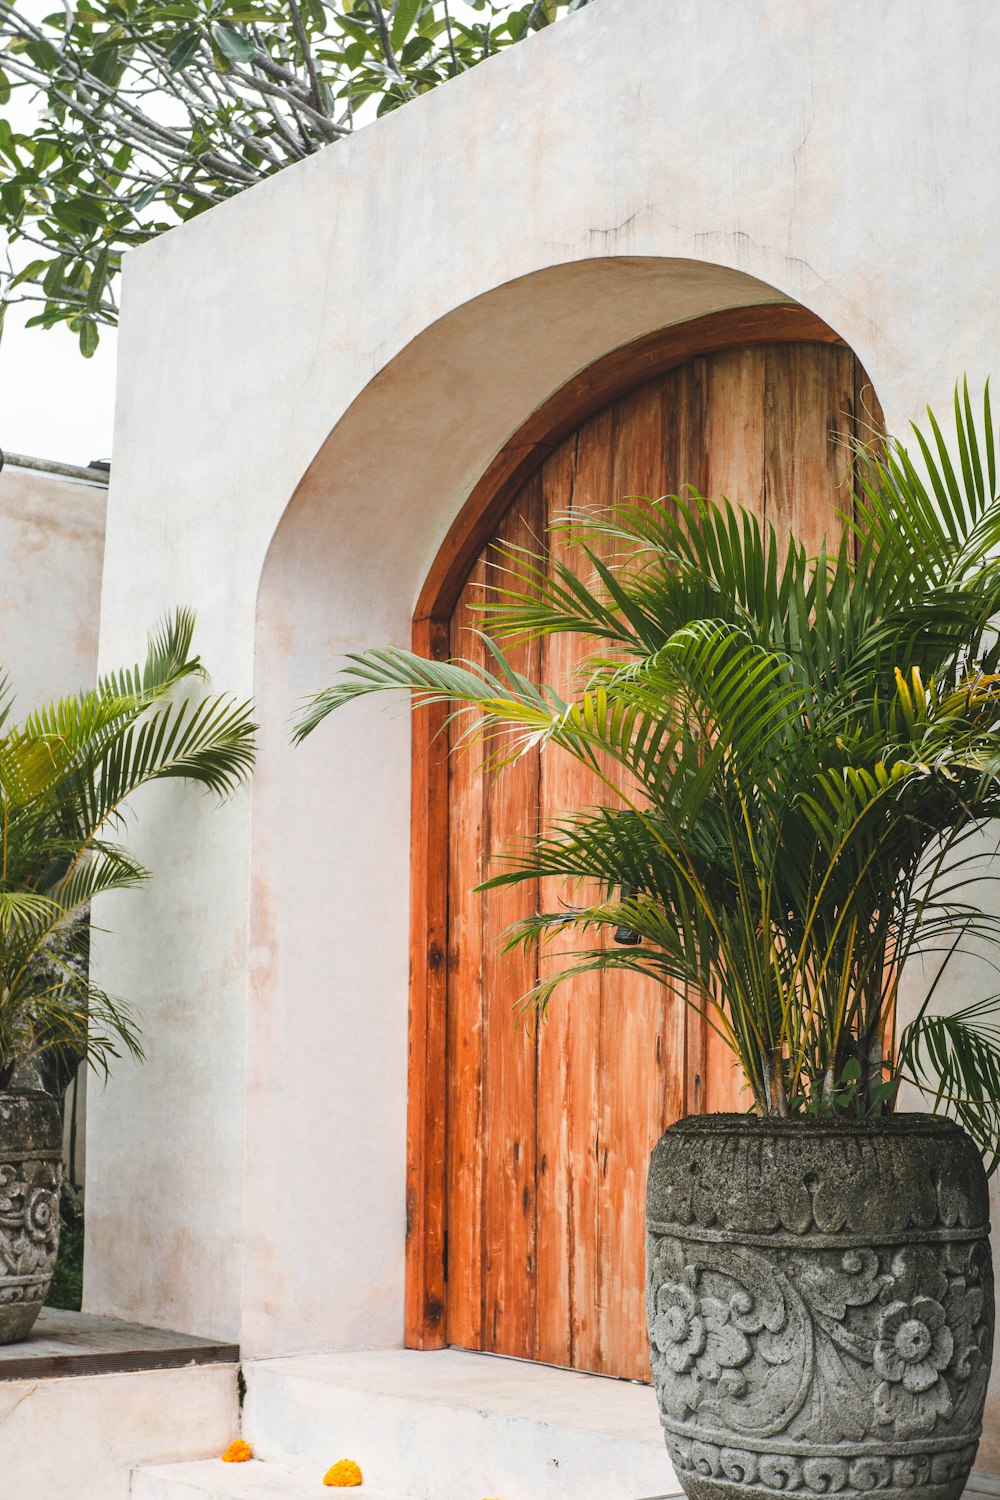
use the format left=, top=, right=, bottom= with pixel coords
left=0, top=1090, right=62, bottom=1342
left=646, top=1114, right=994, bottom=1500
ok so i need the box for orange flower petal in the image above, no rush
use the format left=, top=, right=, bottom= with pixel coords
left=323, top=1458, right=363, bottom=1487
left=221, top=1439, right=252, bottom=1464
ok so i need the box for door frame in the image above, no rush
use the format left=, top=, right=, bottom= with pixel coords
left=405, top=302, right=848, bottom=1349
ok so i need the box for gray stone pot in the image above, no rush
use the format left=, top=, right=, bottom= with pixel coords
left=646, top=1114, right=994, bottom=1500
left=0, top=1090, right=62, bottom=1342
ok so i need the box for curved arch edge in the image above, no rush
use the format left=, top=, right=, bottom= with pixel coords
left=414, top=303, right=844, bottom=626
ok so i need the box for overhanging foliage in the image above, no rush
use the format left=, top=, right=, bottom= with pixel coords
left=0, top=0, right=590, bottom=354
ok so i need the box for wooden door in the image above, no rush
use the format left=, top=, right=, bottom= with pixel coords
left=433, top=337, right=876, bottom=1381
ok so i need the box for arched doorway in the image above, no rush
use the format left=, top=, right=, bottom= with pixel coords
left=408, top=306, right=882, bottom=1380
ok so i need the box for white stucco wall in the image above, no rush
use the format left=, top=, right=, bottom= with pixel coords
left=0, top=463, right=105, bottom=1184
left=89, top=0, right=1000, bottom=1467
left=0, top=465, right=105, bottom=705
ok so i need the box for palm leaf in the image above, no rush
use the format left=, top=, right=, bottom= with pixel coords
left=899, top=998, right=1000, bottom=1173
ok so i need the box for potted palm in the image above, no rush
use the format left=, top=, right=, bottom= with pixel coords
left=0, top=609, right=255, bottom=1341
left=296, top=389, right=999, bottom=1499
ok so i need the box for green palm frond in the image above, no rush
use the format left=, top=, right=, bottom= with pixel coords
left=96, top=605, right=202, bottom=703
left=899, top=998, right=1000, bottom=1173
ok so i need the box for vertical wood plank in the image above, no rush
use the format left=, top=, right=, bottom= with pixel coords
left=406, top=616, right=451, bottom=1347
left=535, top=415, right=613, bottom=1373
left=480, top=478, right=543, bottom=1358
left=595, top=377, right=689, bottom=1380
left=702, top=347, right=768, bottom=1116
left=663, top=360, right=711, bottom=1121
left=704, top=346, right=767, bottom=514
left=764, top=343, right=856, bottom=558
left=445, top=556, right=489, bottom=1352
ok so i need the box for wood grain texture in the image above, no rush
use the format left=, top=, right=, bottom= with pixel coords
left=534, top=428, right=606, bottom=1373
left=479, top=480, right=543, bottom=1358
left=445, top=559, right=488, bottom=1352
left=0, top=1309, right=238, bottom=1382
left=597, top=378, right=682, bottom=1380
left=407, top=329, right=883, bottom=1374
left=764, top=342, right=856, bottom=557
left=405, top=616, right=451, bottom=1347
left=700, top=349, right=767, bottom=1115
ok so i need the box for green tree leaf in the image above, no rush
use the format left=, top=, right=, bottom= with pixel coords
left=86, top=246, right=110, bottom=313
left=209, top=19, right=256, bottom=63
left=391, top=0, right=421, bottom=49
left=77, top=316, right=99, bottom=357
left=168, top=30, right=201, bottom=70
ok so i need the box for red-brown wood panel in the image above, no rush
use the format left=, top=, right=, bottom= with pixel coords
left=405, top=616, right=450, bottom=1346
left=479, top=478, right=543, bottom=1357
left=435, top=339, right=880, bottom=1379
left=764, top=343, right=857, bottom=557
left=445, top=554, right=488, bottom=1354
left=535, top=422, right=610, bottom=1374
left=700, top=347, right=768, bottom=1116
left=596, top=377, right=686, bottom=1380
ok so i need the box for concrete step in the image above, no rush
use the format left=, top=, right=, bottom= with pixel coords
left=239, top=1347, right=682, bottom=1500
left=2, top=1358, right=237, bottom=1500
left=133, top=1456, right=408, bottom=1498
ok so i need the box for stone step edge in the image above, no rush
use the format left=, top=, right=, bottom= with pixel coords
left=132, top=1456, right=410, bottom=1498
left=242, top=1355, right=669, bottom=1448
left=133, top=1458, right=681, bottom=1500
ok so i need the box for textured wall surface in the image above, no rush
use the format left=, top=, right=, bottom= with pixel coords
left=89, top=0, right=1000, bottom=1470
left=0, top=1363, right=236, bottom=1500
left=0, top=466, right=106, bottom=1189
left=0, top=466, right=105, bottom=705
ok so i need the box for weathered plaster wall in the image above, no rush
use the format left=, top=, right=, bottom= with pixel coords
left=0, top=464, right=105, bottom=1184
left=89, top=0, right=1000, bottom=1464
left=0, top=465, right=105, bottom=705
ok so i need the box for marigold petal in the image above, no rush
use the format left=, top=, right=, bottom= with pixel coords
left=323, top=1458, right=363, bottom=1486
left=221, top=1439, right=252, bottom=1463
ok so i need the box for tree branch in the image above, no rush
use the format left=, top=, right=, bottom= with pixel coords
left=367, top=0, right=412, bottom=92
left=286, top=0, right=326, bottom=119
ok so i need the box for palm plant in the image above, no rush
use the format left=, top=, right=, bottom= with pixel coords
left=296, top=385, right=1000, bottom=1171
left=0, top=608, right=256, bottom=1089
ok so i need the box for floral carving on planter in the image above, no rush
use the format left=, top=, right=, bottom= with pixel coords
left=0, top=1159, right=60, bottom=1308
left=647, top=1118, right=994, bottom=1500
left=872, top=1247, right=965, bottom=1435
left=0, top=1094, right=63, bottom=1338
left=650, top=1277, right=752, bottom=1390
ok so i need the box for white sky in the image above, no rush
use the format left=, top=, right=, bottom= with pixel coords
left=0, top=302, right=117, bottom=465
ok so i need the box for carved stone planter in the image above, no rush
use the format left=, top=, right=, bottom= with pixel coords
left=0, top=1091, right=62, bottom=1342
left=646, top=1114, right=994, bottom=1500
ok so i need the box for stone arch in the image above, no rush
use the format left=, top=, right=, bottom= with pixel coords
left=246, top=258, right=868, bottom=1359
